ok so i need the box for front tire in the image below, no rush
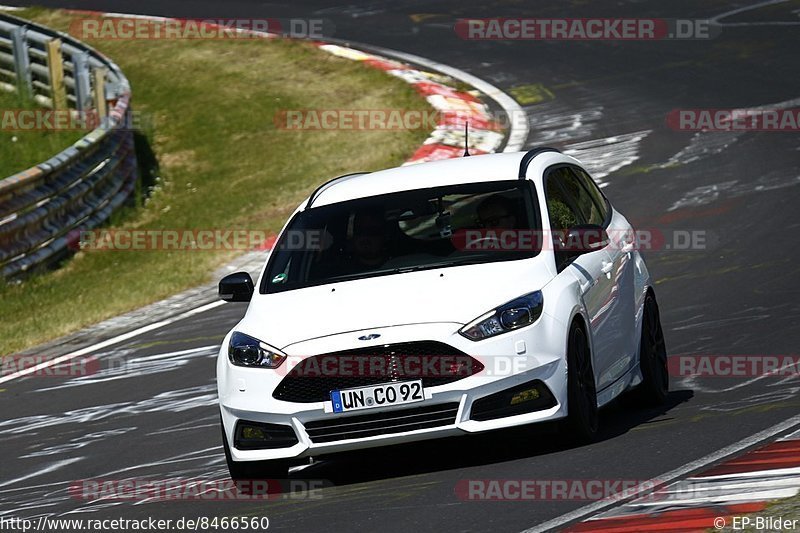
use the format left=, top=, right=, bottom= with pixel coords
left=563, top=321, right=599, bottom=443
left=636, top=292, right=669, bottom=405
left=221, top=419, right=288, bottom=493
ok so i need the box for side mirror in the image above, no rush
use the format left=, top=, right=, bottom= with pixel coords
left=559, top=224, right=610, bottom=257
left=219, top=272, right=254, bottom=302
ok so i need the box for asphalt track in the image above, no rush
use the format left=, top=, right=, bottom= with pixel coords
left=2, top=1, right=800, bottom=532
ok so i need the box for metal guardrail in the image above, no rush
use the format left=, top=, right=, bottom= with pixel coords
left=0, top=12, right=137, bottom=279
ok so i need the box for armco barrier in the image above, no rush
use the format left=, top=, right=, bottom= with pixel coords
left=0, top=12, right=136, bottom=278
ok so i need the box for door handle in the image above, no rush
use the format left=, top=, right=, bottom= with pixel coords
left=601, top=261, right=613, bottom=278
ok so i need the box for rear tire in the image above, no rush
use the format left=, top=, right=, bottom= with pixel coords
left=221, top=418, right=288, bottom=493
left=636, top=292, right=669, bottom=405
left=562, top=322, right=599, bottom=443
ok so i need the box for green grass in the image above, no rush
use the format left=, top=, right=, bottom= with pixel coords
left=0, top=89, right=87, bottom=176
left=0, top=8, right=432, bottom=355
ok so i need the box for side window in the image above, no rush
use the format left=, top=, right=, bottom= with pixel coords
left=545, top=167, right=584, bottom=231
left=572, top=167, right=609, bottom=224
left=552, top=167, right=605, bottom=226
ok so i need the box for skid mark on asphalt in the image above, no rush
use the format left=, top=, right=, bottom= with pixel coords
left=0, top=384, right=217, bottom=435
left=521, top=86, right=652, bottom=185
left=682, top=367, right=800, bottom=397
left=701, top=390, right=800, bottom=412
left=655, top=200, right=738, bottom=224
left=96, top=446, right=224, bottom=480
left=146, top=419, right=219, bottom=437
left=32, top=345, right=219, bottom=392
left=0, top=447, right=229, bottom=516
left=20, top=427, right=138, bottom=459
left=661, top=131, right=743, bottom=167
left=563, top=130, right=652, bottom=183
left=524, top=101, right=604, bottom=145
left=668, top=172, right=800, bottom=211
left=657, top=95, right=800, bottom=180
left=671, top=315, right=771, bottom=331
left=548, top=60, right=696, bottom=92
left=0, top=459, right=83, bottom=491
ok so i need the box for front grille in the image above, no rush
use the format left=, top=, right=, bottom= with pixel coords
left=304, top=402, right=460, bottom=443
left=273, top=341, right=483, bottom=403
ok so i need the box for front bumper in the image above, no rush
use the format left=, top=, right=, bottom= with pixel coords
left=218, top=318, right=569, bottom=462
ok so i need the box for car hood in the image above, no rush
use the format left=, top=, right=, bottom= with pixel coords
left=238, top=257, right=555, bottom=349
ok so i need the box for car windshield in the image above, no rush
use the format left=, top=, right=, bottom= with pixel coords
left=262, top=180, right=541, bottom=293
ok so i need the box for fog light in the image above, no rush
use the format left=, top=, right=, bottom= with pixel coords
left=510, top=388, right=540, bottom=405
left=241, top=426, right=266, bottom=440
left=470, top=379, right=556, bottom=421
left=234, top=420, right=299, bottom=450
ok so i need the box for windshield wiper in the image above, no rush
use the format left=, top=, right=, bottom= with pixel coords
left=392, top=259, right=485, bottom=273
left=322, top=259, right=486, bottom=283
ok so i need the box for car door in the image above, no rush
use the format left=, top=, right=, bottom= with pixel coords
left=544, top=166, right=617, bottom=390
left=572, top=166, right=638, bottom=385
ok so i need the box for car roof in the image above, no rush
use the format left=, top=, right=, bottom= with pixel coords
left=306, top=150, right=583, bottom=208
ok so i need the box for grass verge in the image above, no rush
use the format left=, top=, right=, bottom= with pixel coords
left=0, top=8, right=432, bottom=355
left=0, top=89, right=87, bottom=176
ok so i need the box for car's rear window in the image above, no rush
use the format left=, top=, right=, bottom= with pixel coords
left=262, top=180, right=541, bottom=293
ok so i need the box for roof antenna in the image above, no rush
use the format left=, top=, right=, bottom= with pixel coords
left=463, top=121, right=471, bottom=157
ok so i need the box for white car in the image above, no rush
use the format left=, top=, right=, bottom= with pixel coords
left=217, top=148, right=668, bottom=482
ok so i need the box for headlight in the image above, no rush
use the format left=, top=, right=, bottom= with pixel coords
left=459, top=291, right=544, bottom=341
left=228, top=331, right=287, bottom=368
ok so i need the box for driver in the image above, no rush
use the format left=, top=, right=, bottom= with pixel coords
left=476, top=195, right=518, bottom=229
left=349, top=210, right=390, bottom=269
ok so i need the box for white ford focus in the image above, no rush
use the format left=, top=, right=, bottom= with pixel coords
left=217, top=148, right=668, bottom=481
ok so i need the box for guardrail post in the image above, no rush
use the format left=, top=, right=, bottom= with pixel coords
left=93, top=67, right=108, bottom=119
left=10, top=25, right=32, bottom=98
left=72, top=51, right=92, bottom=113
left=45, top=38, right=67, bottom=110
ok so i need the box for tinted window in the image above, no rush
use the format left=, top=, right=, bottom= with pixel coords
left=547, top=167, right=605, bottom=227
left=573, top=167, right=609, bottom=223
left=263, top=181, right=540, bottom=293
left=545, top=167, right=584, bottom=231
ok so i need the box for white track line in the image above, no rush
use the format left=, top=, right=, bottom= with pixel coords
left=0, top=301, right=225, bottom=385
left=710, top=0, right=800, bottom=26
left=522, top=413, right=800, bottom=532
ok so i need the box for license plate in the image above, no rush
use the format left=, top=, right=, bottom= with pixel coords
left=330, top=380, right=424, bottom=413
